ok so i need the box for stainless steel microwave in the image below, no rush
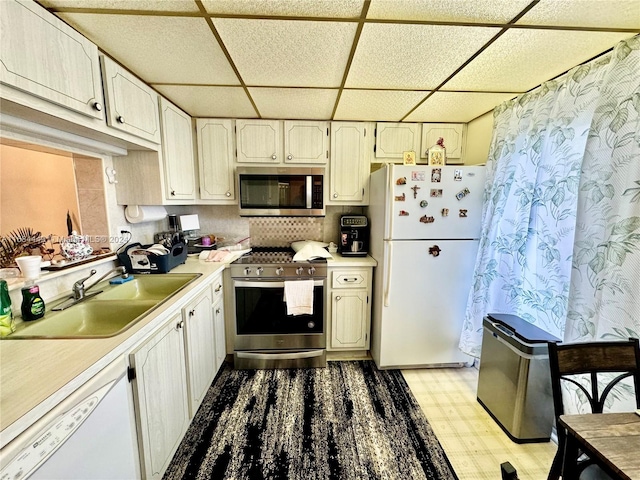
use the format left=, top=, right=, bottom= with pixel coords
left=237, top=167, right=325, bottom=216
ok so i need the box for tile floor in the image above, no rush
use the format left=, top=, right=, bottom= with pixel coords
left=402, top=366, right=557, bottom=480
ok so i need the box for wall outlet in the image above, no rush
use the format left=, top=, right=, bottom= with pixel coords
left=114, top=226, right=131, bottom=244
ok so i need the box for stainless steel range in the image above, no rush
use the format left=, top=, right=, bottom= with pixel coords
left=230, top=247, right=327, bottom=369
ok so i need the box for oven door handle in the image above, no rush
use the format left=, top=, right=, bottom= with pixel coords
left=236, top=350, right=325, bottom=360
left=234, top=280, right=325, bottom=288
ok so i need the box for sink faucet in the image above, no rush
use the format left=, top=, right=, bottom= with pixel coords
left=53, top=266, right=129, bottom=311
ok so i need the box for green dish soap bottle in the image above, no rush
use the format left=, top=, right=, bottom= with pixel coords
left=21, top=282, right=45, bottom=321
left=0, top=279, right=15, bottom=336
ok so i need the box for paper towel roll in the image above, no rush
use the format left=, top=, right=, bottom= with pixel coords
left=124, top=205, right=167, bottom=224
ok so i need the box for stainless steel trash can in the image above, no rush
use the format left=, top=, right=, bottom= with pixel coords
left=477, top=313, right=560, bottom=443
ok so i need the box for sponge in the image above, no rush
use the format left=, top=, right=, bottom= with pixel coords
left=109, top=275, right=134, bottom=285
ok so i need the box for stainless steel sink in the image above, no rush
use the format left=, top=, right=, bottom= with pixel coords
left=5, top=273, right=201, bottom=339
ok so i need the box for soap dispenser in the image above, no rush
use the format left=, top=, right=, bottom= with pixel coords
left=21, top=281, right=45, bottom=321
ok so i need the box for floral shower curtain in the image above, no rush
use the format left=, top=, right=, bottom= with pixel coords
left=459, top=36, right=640, bottom=369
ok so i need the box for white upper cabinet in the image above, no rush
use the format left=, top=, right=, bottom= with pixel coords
left=100, top=55, right=160, bottom=144
left=421, top=123, right=466, bottom=161
left=283, top=121, right=329, bottom=164
left=196, top=119, right=236, bottom=203
left=160, top=97, right=196, bottom=200
left=375, top=123, right=421, bottom=159
left=329, top=122, right=373, bottom=205
left=0, top=0, right=105, bottom=119
left=235, top=119, right=282, bottom=163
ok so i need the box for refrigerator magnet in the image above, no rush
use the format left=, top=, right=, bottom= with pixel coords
left=429, top=245, right=441, bottom=257
left=431, top=168, right=442, bottom=183
left=411, top=185, right=421, bottom=198
left=395, top=193, right=406, bottom=201
left=454, top=170, right=462, bottom=181
left=455, top=187, right=470, bottom=200
left=411, top=171, right=425, bottom=181
left=399, top=210, right=409, bottom=216
left=430, top=189, right=443, bottom=198
left=420, top=215, right=435, bottom=224
left=459, top=209, right=468, bottom=217
left=420, top=200, right=428, bottom=208
left=441, top=208, right=449, bottom=217
left=396, top=177, right=407, bottom=185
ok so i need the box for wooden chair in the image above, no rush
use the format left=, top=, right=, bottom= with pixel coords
left=547, top=338, right=640, bottom=480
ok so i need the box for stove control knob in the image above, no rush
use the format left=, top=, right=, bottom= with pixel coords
left=275, top=267, right=284, bottom=276
left=296, top=267, right=304, bottom=275
left=244, top=267, right=252, bottom=276
left=256, top=267, right=264, bottom=276
left=308, top=267, right=316, bottom=276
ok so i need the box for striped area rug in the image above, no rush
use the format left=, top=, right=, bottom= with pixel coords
left=164, top=361, right=457, bottom=480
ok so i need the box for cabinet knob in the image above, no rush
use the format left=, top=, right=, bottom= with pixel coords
left=116, top=115, right=125, bottom=124
left=189, top=309, right=195, bottom=317
left=271, top=154, right=277, bottom=160
left=215, top=308, right=221, bottom=314
left=333, top=193, right=338, bottom=198
left=171, top=190, right=176, bottom=196
left=92, top=102, right=102, bottom=112
left=215, top=284, right=222, bottom=293
left=225, top=191, right=231, bottom=197
left=287, top=154, right=293, bottom=160
left=176, top=320, right=184, bottom=330
left=336, top=296, right=341, bottom=301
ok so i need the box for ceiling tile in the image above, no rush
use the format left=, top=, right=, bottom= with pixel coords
left=248, top=88, right=338, bottom=119
left=59, top=13, right=239, bottom=84
left=151, top=85, right=256, bottom=118
left=202, top=0, right=364, bottom=18
left=444, top=29, right=636, bottom=92
left=404, top=91, right=516, bottom=122
left=40, top=0, right=200, bottom=12
left=334, top=90, right=428, bottom=121
left=367, top=0, right=532, bottom=23
left=517, top=0, right=640, bottom=29
left=345, top=23, right=499, bottom=89
left=212, top=19, right=357, bottom=87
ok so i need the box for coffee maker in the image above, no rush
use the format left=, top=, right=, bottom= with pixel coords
left=339, top=215, right=369, bottom=257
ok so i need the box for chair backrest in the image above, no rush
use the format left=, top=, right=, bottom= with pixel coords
left=548, top=338, right=640, bottom=417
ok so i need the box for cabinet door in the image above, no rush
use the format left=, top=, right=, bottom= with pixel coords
left=0, top=0, right=104, bottom=119
left=375, top=122, right=421, bottom=159
left=421, top=123, right=466, bottom=160
left=129, top=315, right=189, bottom=480
left=283, top=121, right=328, bottom=164
left=197, top=119, right=236, bottom=202
left=100, top=55, right=161, bottom=143
left=329, top=122, right=372, bottom=204
left=236, top=119, right=282, bottom=163
left=213, top=298, right=226, bottom=373
left=330, top=290, right=368, bottom=349
left=160, top=98, right=196, bottom=200
left=183, top=289, right=216, bottom=417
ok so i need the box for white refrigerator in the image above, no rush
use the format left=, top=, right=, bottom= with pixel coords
left=367, top=164, right=486, bottom=368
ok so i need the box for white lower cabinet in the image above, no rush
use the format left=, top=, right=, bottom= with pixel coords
left=327, top=267, right=373, bottom=350
left=129, top=314, right=190, bottom=480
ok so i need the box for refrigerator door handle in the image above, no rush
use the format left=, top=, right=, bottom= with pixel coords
left=387, top=164, right=394, bottom=239
left=384, top=241, right=392, bottom=307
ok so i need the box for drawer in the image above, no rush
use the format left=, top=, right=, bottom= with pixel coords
left=331, top=270, right=369, bottom=289
left=211, top=275, right=224, bottom=302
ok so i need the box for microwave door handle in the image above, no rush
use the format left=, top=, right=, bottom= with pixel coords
left=306, top=175, right=312, bottom=208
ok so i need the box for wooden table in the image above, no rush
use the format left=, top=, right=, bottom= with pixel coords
left=558, top=412, right=640, bottom=480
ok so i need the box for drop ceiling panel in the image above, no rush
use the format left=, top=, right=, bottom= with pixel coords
left=367, top=0, right=532, bottom=23
left=202, top=0, right=364, bottom=18
left=39, top=0, right=200, bottom=12
left=152, top=85, right=256, bottom=118
left=517, top=0, right=640, bottom=29
left=345, top=23, right=499, bottom=89
left=404, top=91, right=516, bottom=123
left=445, top=29, right=636, bottom=92
left=59, top=13, right=239, bottom=84
left=248, top=88, right=338, bottom=119
left=334, top=89, right=428, bottom=121
left=212, top=19, right=357, bottom=87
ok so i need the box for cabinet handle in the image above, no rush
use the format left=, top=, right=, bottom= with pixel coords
left=176, top=320, right=184, bottom=330
left=215, top=308, right=221, bottom=314
left=336, top=296, right=341, bottom=301
left=215, top=284, right=222, bottom=293
left=225, top=191, right=231, bottom=197
left=92, top=101, right=102, bottom=112
left=189, top=309, right=195, bottom=317
left=344, top=278, right=358, bottom=282
left=333, top=193, right=338, bottom=198
left=171, top=190, right=176, bottom=196
left=271, top=154, right=277, bottom=160
left=287, top=154, right=293, bottom=160
left=116, top=115, right=125, bottom=124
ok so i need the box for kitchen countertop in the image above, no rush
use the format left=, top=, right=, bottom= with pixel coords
left=0, top=252, right=376, bottom=448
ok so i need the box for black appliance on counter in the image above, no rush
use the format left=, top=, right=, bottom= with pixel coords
left=339, top=215, right=369, bottom=257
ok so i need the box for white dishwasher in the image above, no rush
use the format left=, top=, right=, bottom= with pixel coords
left=0, top=357, right=140, bottom=479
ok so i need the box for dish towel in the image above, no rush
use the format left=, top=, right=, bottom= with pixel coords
left=283, top=280, right=314, bottom=316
